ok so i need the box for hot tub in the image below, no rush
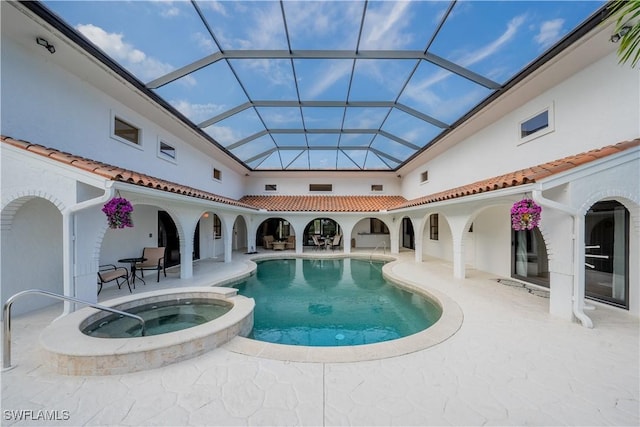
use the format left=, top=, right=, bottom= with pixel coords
left=40, top=287, right=254, bottom=375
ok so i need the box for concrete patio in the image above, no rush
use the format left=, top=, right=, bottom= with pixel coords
left=2, top=250, right=638, bottom=426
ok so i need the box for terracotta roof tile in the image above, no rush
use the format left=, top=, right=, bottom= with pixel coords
left=393, top=138, right=639, bottom=210
left=238, top=195, right=407, bottom=212
left=1, top=135, right=257, bottom=210
left=3, top=135, right=637, bottom=213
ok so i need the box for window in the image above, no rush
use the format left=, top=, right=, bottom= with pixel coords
left=512, top=227, right=549, bottom=287
left=429, top=214, right=439, bottom=240
left=585, top=200, right=629, bottom=309
left=112, top=116, right=140, bottom=145
left=159, top=141, right=176, bottom=160
left=370, top=218, right=389, bottom=234
left=309, top=184, right=332, bottom=192
left=371, top=184, right=383, bottom=192
left=519, top=104, right=554, bottom=143
left=421, top=171, right=429, bottom=183
left=213, top=214, right=222, bottom=239
left=265, top=184, right=277, bottom=191
left=213, top=168, right=222, bottom=181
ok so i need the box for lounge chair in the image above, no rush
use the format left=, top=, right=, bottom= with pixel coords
left=135, top=247, right=166, bottom=282
left=97, top=264, right=130, bottom=294
left=285, top=235, right=296, bottom=250
left=330, top=234, right=342, bottom=251
left=263, top=235, right=274, bottom=249
left=311, top=235, right=324, bottom=250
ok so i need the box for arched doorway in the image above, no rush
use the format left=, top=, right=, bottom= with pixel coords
left=511, top=227, right=549, bottom=287
left=585, top=200, right=629, bottom=308
left=158, top=210, right=180, bottom=267
left=304, top=218, right=340, bottom=248
left=1, top=198, right=63, bottom=315
left=257, top=217, right=292, bottom=249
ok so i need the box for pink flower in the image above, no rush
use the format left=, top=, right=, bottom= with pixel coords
left=102, top=197, right=134, bottom=229
left=511, top=199, right=541, bottom=231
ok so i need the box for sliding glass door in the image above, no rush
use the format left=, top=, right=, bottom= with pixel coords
left=585, top=201, right=629, bottom=309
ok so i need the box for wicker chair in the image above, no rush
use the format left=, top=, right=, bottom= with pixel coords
left=263, top=235, right=274, bottom=249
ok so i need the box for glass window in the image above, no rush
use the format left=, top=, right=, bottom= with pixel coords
left=159, top=141, right=176, bottom=159
left=309, top=184, right=332, bottom=192
left=512, top=228, right=550, bottom=287
left=213, top=168, right=222, bottom=181
left=213, top=214, right=222, bottom=239
left=521, top=110, right=548, bottom=138
left=265, top=184, right=277, bottom=191
left=585, top=201, right=629, bottom=308
left=429, top=214, right=439, bottom=240
left=371, top=184, right=383, bottom=192
left=370, top=218, right=389, bottom=234
left=421, top=171, right=429, bottom=182
left=113, top=116, right=140, bottom=145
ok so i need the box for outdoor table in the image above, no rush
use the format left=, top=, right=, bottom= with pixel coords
left=118, top=257, right=147, bottom=286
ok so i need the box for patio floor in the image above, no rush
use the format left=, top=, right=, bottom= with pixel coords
left=2, top=250, right=639, bottom=426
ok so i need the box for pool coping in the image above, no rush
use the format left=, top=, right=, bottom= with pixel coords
left=222, top=253, right=464, bottom=363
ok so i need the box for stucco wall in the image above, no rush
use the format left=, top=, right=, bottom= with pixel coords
left=401, top=52, right=640, bottom=200
left=1, top=37, right=246, bottom=200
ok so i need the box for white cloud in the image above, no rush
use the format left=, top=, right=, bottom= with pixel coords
left=458, top=15, right=526, bottom=67
left=402, top=14, right=525, bottom=110
left=361, top=2, right=413, bottom=49
left=150, top=0, right=181, bottom=18
left=171, top=99, right=224, bottom=125
left=535, top=19, right=565, bottom=49
left=76, top=24, right=175, bottom=82
left=306, top=61, right=352, bottom=99
left=205, top=125, right=238, bottom=145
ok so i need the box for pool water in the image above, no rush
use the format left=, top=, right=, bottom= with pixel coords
left=232, top=258, right=442, bottom=346
left=82, top=298, right=231, bottom=338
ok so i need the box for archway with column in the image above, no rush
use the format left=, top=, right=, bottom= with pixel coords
left=303, top=217, right=341, bottom=250
left=1, top=196, right=64, bottom=315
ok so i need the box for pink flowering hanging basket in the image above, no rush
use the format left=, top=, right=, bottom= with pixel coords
left=102, top=197, right=134, bottom=229
left=511, top=199, right=541, bottom=231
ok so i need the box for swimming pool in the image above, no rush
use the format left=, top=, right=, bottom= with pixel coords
left=232, top=258, right=442, bottom=346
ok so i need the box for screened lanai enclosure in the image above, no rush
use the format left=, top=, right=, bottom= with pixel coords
left=38, top=0, right=604, bottom=171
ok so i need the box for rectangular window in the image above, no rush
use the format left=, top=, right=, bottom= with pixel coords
left=519, top=104, right=554, bottom=143
left=309, top=184, right=332, bottom=192
left=371, top=184, right=383, bottom=192
left=213, top=214, right=222, bottom=239
left=421, top=171, right=429, bottom=183
left=265, top=184, right=277, bottom=191
left=159, top=141, right=176, bottom=159
left=430, top=214, right=439, bottom=240
left=370, top=218, right=389, bottom=234
left=520, top=111, right=548, bottom=138
left=213, top=168, right=222, bottom=181
left=113, top=116, right=140, bottom=145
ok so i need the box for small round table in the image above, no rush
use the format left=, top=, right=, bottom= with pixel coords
left=118, top=257, right=147, bottom=286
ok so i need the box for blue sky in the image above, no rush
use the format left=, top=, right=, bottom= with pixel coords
left=44, top=0, right=605, bottom=170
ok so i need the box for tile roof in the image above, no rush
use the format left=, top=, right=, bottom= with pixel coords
left=239, top=195, right=407, bottom=212
left=1, top=136, right=257, bottom=210
left=3, top=135, right=637, bottom=213
left=392, top=139, right=640, bottom=210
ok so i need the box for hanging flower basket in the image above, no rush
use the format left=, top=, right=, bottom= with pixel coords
left=511, top=199, right=541, bottom=231
left=102, top=197, right=134, bottom=229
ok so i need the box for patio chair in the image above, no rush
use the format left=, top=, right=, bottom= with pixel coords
left=330, top=234, right=342, bottom=251
left=135, top=247, right=166, bottom=282
left=311, top=235, right=324, bottom=250
left=263, top=235, right=274, bottom=249
left=285, top=235, right=296, bottom=250
left=97, top=264, right=130, bottom=295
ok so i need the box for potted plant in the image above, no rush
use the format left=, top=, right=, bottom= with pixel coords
left=511, top=199, right=541, bottom=231
left=102, top=197, right=134, bottom=229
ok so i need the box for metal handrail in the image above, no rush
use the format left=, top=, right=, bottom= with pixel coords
left=2, top=289, right=146, bottom=370
left=369, top=241, right=387, bottom=262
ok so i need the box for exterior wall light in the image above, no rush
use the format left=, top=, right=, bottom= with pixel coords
left=610, top=26, right=631, bottom=43
left=36, top=37, right=55, bottom=54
